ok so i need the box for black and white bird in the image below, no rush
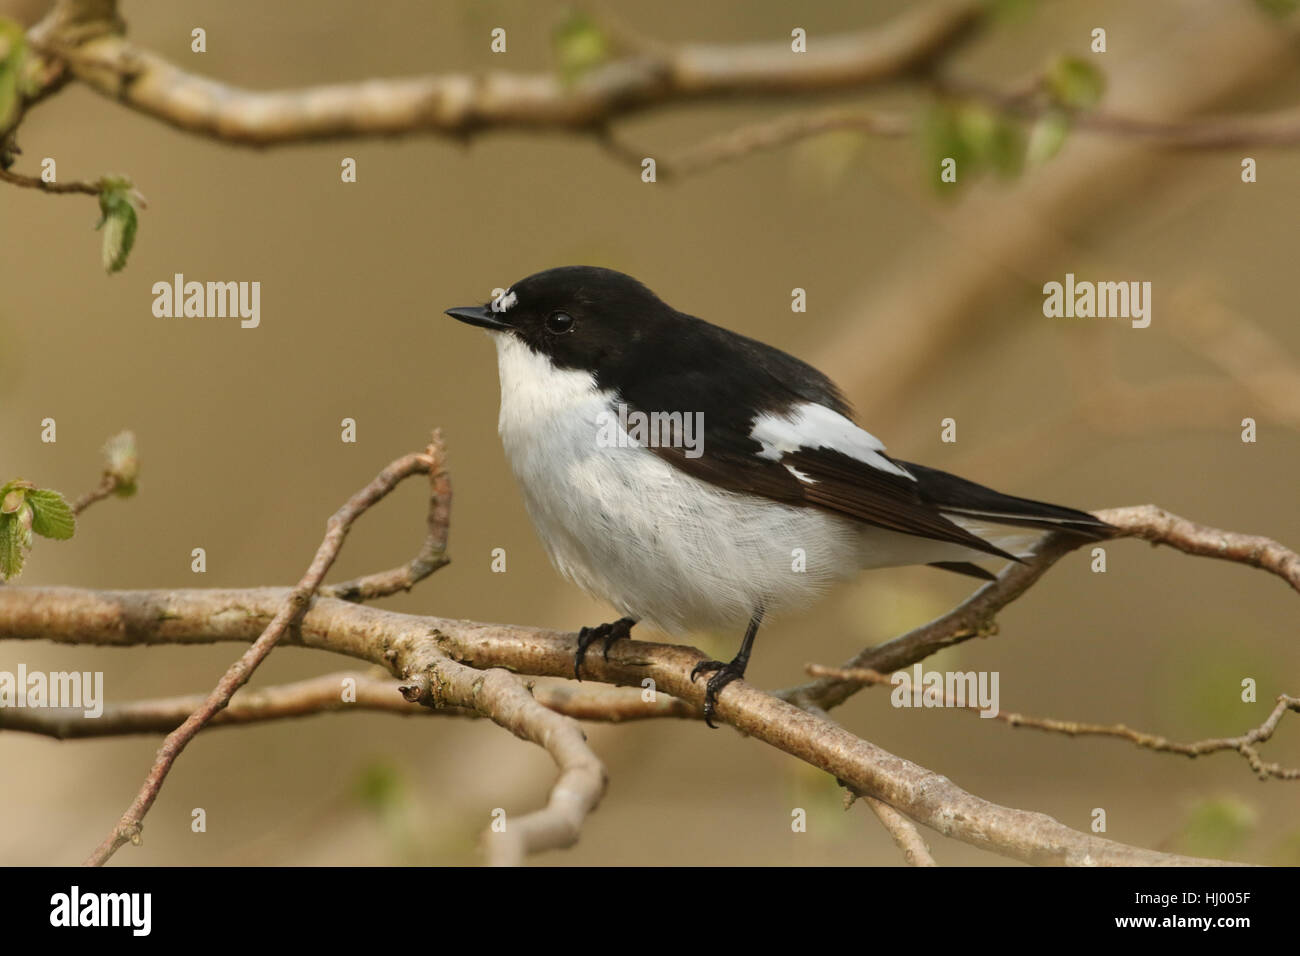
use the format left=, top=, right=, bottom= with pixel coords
left=447, top=266, right=1113, bottom=725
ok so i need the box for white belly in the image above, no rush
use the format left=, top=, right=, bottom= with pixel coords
left=491, top=334, right=972, bottom=634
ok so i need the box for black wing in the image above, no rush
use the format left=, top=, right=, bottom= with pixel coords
left=610, top=312, right=1111, bottom=560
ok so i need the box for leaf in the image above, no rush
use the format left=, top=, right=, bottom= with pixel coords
left=1045, top=56, right=1106, bottom=110
left=951, top=104, right=1024, bottom=180
left=0, top=18, right=25, bottom=132
left=1027, top=109, right=1070, bottom=165
left=27, top=488, right=75, bottom=540
left=0, top=507, right=31, bottom=580
left=553, top=10, right=610, bottom=84
left=96, top=183, right=139, bottom=274
left=103, top=429, right=139, bottom=496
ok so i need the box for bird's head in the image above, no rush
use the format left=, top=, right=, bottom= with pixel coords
left=445, top=265, right=675, bottom=376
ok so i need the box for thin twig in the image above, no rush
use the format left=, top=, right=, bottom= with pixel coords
left=82, top=435, right=443, bottom=866
left=779, top=505, right=1300, bottom=711
left=808, top=666, right=1300, bottom=782
left=71, top=474, right=118, bottom=515
left=861, top=794, right=938, bottom=866
left=0, top=166, right=101, bottom=195
left=321, top=429, right=452, bottom=601
left=603, top=106, right=911, bottom=178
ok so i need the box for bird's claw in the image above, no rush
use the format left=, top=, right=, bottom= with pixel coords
left=574, top=617, right=636, bottom=679
left=690, top=658, right=745, bottom=729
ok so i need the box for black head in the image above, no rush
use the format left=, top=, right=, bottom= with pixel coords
left=445, top=266, right=679, bottom=375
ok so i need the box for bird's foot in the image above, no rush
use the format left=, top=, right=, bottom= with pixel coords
left=574, top=616, right=636, bottom=679
left=690, top=657, right=747, bottom=729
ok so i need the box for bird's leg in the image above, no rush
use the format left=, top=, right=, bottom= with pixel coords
left=574, top=616, right=637, bottom=679
left=690, top=608, right=764, bottom=728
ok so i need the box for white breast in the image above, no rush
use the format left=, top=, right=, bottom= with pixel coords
left=491, top=334, right=977, bottom=634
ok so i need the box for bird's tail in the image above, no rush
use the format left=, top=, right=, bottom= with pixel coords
left=903, top=461, right=1116, bottom=542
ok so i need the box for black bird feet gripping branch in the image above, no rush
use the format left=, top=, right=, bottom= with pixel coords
left=574, top=616, right=636, bottom=679
left=690, top=657, right=749, bottom=728
left=691, top=608, right=764, bottom=728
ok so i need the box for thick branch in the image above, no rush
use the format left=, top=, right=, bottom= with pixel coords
left=0, top=580, right=1230, bottom=866
left=397, top=652, right=607, bottom=865
left=26, top=1, right=983, bottom=147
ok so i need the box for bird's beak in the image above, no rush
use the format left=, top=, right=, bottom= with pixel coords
left=445, top=305, right=512, bottom=332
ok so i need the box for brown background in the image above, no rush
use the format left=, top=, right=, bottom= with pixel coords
left=1, top=0, right=1297, bottom=865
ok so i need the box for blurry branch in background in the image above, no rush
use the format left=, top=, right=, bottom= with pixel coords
left=814, top=3, right=1300, bottom=415
left=600, top=106, right=913, bottom=179
left=4, top=432, right=1299, bottom=865
left=6, top=0, right=1300, bottom=218
left=808, top=665, right=1300, bottom=781
left=950, top=283, right=1300, bottom=480
left=11, top=0, right=1300, bottom=160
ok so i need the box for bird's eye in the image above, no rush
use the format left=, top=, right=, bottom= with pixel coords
left=545, top=311, right=575, bottom=335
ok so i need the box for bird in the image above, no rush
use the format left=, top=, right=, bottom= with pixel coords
left=446, top=266, right=1114, bottom=726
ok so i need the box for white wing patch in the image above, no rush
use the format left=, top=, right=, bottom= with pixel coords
left=491, top=288, right=518, bottom=313
left=750, top=402, right=914, bottom=480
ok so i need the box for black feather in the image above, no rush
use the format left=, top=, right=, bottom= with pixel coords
left=928, top=561, right=999, bottom=581
left=902, top=462, right=1116, bottom=540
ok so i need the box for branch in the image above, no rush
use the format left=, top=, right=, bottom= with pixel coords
left=780, top=505, right=1300, bottom=711
left=809, top=666, right=1300, bottom=782
left=321, top=429, right=452, bottom=602
left=397, top=653, right=607, bottom=865
left=23, top=0, right=984, bottom=147
left=612, top=96, right=1300, bottom=180
left=602, top=105, right=911, bottom=178
left=82, top=436, right=445, bottom=866
left=0, top=580, right=1234, bottom=866
left=0, top=165, right=100, bottom=195
left=0, top=671, right=693, bottom=738
left=860, top=794, right=938, bottom=867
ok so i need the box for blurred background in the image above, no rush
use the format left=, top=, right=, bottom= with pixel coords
left=1, top=0, right=1298, bottom=865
